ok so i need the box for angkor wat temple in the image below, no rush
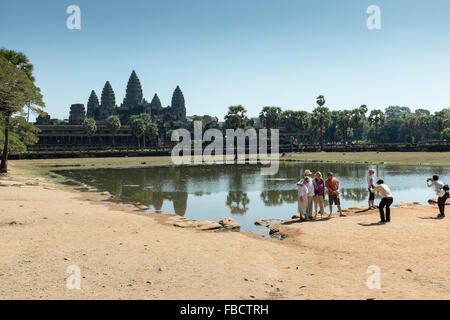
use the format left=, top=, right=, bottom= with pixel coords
left=38, top=70, right=186, bottom=127
left=35, top=70, right=195, bottom=147
left=83, top=70, right=186, bottom=125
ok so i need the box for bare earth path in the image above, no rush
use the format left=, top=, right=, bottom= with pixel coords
left=0, top=164, right=449, bottom=299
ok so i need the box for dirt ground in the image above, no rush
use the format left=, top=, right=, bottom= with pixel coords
left=0, top=162, right=449, bottom=300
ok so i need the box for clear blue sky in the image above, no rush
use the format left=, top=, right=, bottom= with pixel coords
left=1, top=0, right=450, bottom=120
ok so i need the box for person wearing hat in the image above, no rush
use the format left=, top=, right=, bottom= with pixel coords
left=367, top=169, right=376, bottom=210
left=297, top=177, right=310, bottom=220
left=303, top=169, right=315, bottom=219
left=325, top=172, right=346, bottom=217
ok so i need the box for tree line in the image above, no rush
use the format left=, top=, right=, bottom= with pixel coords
left=224, top=96, right=450, bottom=145
left=81, top=114, right=158, bottom=148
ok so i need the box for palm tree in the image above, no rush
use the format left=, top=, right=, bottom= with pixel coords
left=310, top=106, right=332, bottom=149
left=368, top=109, right=385, bottom=142
left=130, top=115, right=146, bottom=148
left=404, top=115, right=418, bottom=142
left=259, top=106, right=282, bottom=129
left=316, top=95, right=326, bottom=107
left=105, top=115, right=121, bottom=147
left=145, top=121, right=158, bottom=147
left=224, top=105, right=248, bottom=130
left=281, top=110, right=310, bottom=150
left=336, top=110, right=353, bottom=144
left=350, top=105, right=367, bottom=141
left=82, top=118, right=97, bottom=145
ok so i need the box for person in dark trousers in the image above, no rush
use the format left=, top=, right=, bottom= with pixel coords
left=371, top=180, right=394, bottom=223
left=437, top=185, right=449, bottom=219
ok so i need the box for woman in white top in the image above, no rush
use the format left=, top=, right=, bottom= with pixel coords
left=371, top=179, right=394, bottom=223
left=297, top=177, right=310, bottom=221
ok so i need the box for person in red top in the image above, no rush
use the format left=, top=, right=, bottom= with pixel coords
left=325, top=172, right=346, bottom=218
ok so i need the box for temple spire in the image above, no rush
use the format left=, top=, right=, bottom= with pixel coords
left=86, top=90, right=99, bottom=119
left=98, top=81, right=116, bottom=120
left=122, top=70, right=143, bottom=107
left=171, top=86, right=186, bottom=121
left=150, top=93, right=162, bottom=109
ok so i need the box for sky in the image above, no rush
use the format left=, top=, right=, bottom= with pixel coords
left=1, top=0, right=450, bottom=121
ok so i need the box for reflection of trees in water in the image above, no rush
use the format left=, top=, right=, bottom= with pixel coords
left=259, top=187, right=367, bottom=206
left=62, top=167, right=189, bottom=215
left=260, top=190, right=297, bottom=206
left=339, top=187, right=368, bottom=202
left=226, top=191, right=250, bottom=214
left=61, top=162, right=443, bottom=216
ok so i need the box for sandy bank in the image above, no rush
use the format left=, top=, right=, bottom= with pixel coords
left=1, top=164, right=449, bottom=300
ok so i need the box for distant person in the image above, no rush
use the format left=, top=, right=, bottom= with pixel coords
left=371, top=180, right=394, bottom=223
left=297, top=177, right=310, bottom=220
left=367, top=169, right=376, bottom=210
left=313, top=171, right=326, bottom=218
left=437, top=185, right=449, bottom=219
left=427, top=175, right=445, bottom=195
left=325, top=172, right=346, bottom=218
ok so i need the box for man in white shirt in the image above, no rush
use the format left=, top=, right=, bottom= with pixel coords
left=427, top=175, right=445, bottom=195
left=297, top=177, right=310, bottom=220
left=371, top=180, right=394, bottom=223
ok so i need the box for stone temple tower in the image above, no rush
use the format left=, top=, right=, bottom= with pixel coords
left=69, top=104, right=86, bottom=125
left=122, top=70, right=144, bottom=108
left=86, top=90, right=99, bottom=119
left=171, top=86, right=186, bottom=121
left=98, top=81, right=116, bottom=121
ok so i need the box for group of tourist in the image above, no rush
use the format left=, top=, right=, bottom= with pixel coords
left=297, top=170, right=346, bottom=221
left=297, top=168, right=449, bottom=223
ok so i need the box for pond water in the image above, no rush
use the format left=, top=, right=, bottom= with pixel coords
left=58, top=162, right=450, bottom=237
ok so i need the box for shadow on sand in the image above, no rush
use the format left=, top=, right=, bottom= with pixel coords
left=280, top=217, right=333, bottom=225
left=358, top=222, right=386, bottom=227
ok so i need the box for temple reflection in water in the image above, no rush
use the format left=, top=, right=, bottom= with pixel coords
left=58, top=163, right=450, bottom=235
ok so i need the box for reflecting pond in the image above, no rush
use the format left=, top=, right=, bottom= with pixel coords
left=58, top=162, right=450, bottom=236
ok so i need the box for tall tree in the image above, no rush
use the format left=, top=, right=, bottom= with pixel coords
left=0, top=49, right=36, bottom=122
left=404, top=115, right=418, bottom=142
left=368, top=109, right=385, bottom=142
left=259, top=106, right=282, bottom=129
left=310, top=106, right=332, bottom=148
left=336, top=110, right=353, bottom=144
left=224, top=105, right=248, bottom=130
left=0, top=54, right=44, bottom=173
left=385, top=106, right=411, bottom=120
left=130, top=115, right=145, bottom=148
left=441, top=128, right=450, bottom=141
left=432, top=110, right=450, bottom=134
left=130, top=114, right=157, bottom=148
left=105, top=115, right=121, bottom=146
left=414, top=108, right=431, bottom=117
left=350, top=105, right=367, bottom=141
left=281, top=110, right=310, bottom=151
left=82, top=118, right=97, bottom=145
left=316, top=95, right=326, bottom=107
